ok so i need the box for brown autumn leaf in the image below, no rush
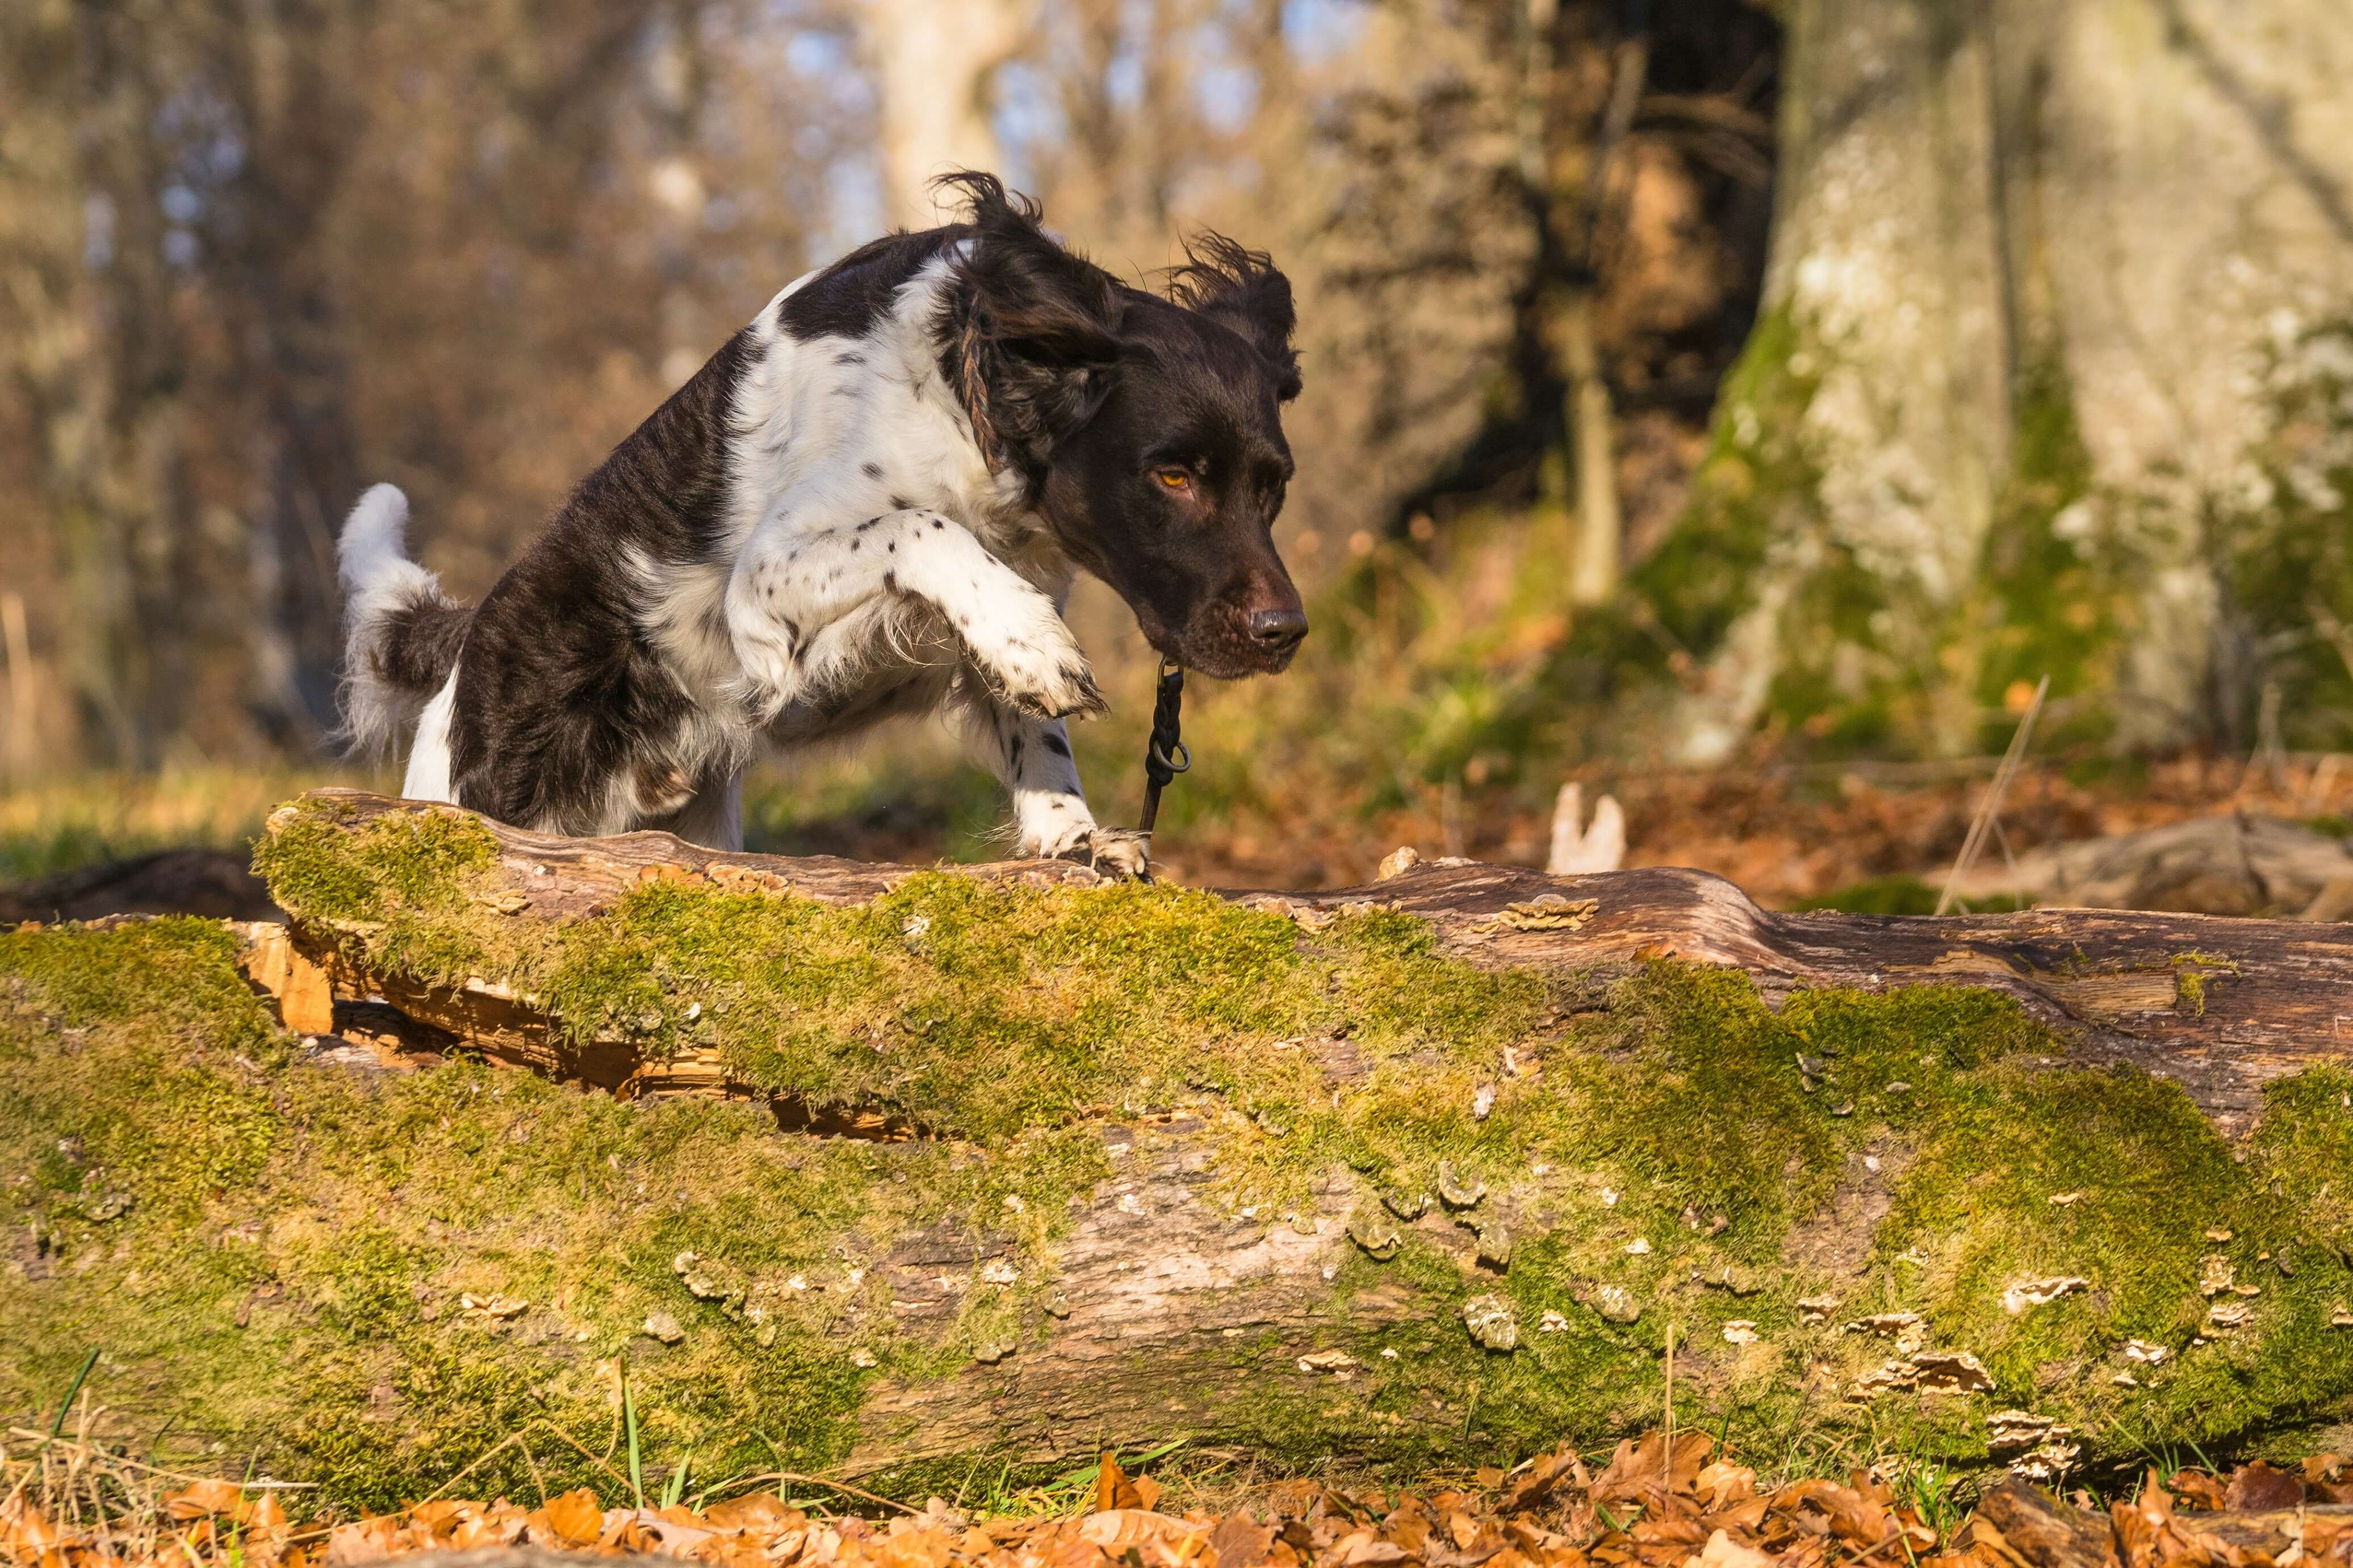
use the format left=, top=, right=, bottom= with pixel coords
left=2165, top=1470, right=2228, bottom=1512
left=1094, top=1450, right=1145, bottom=1514
left=702, top=1494, right=796, bottom=1531
left=541, top=1487, right=605, bottom=1548
left=163, top=1480, right=247, bottom=1521
left=1211, top=1514, right=1276, bottom=1568
left=2222, top=1461, right=2304, bottom=1512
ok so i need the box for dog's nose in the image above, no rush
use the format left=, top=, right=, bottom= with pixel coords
left=1247, top=607, right=1309, bottom=652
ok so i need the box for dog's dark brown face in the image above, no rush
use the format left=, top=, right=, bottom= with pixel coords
left=943, top=187, right=1308, bottom=680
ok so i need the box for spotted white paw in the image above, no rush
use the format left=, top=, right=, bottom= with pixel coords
left=961, top=588, right=1107, bottom=723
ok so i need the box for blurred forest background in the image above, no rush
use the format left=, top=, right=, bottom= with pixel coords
left=3, top=0, right=2352, bottom=902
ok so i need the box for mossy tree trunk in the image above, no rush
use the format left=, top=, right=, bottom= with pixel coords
left=1640, top=0, right=2353, bottom=762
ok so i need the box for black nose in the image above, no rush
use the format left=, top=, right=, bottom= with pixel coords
left=1247, top=607, right=1309, bottom=652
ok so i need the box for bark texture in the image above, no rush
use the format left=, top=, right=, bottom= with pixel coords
left=1656, top=0, right=2353, bottom=760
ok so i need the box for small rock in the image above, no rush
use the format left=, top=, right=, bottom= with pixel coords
left=643, top=1311, right=685, bottom=1345
left=972, top=1340, right=1014, bottom=1365
left=1043, top=1291, right=1072, bottom=1319
left=1884, top=1081, right=1911, bottom=1097
left=1473, top=1222, right=1513, bottom=1269
left=1376, top=846, right=1421, bottom=881
left=1463, top=1293, right=1519, bottom=1351
left=84, top=1191, right=132, bottom=1223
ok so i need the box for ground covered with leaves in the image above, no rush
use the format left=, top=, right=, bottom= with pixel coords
left=7, top=1430, right=2353, bottom=1568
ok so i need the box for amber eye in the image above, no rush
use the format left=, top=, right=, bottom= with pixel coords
left=1154, top=468, right=1192, bottom=493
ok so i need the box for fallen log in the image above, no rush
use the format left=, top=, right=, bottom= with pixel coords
left=251, top=790, right=2353, bottom=1135
left=1944, top=812, right=2353, bottom=921
left=8, top=789, right=2353, bottom=1511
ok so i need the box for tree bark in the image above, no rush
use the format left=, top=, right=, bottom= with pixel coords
left=868, top=0, right=1029, bottom=228
left=1651, top=0, right=2353, bottom=761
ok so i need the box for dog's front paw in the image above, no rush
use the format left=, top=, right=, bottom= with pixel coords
left=964, top=593, right=1108, bottom=722
left=1078, top=828, right=1152, bottom=882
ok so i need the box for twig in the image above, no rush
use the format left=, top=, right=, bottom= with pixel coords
left=715, top=1471, right=921, bottom=1516
left=1936, top=676, right=2048, bottom=916
left=1661, top=1323, right=1676, bottom=1498
left=1, top=1431, right=318, bottom=1489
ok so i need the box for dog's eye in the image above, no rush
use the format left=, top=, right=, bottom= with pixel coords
left=1153, top=468, right=1192, bottom=493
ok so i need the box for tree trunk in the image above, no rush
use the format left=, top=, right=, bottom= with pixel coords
left=868, top=0, right=1029, bottom=227
left=1644, top=0, right=2353, bottom=762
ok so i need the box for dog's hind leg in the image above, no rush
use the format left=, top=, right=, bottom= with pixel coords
left=951, top=684, right=1148, bottom=881
left=651, top=766, right=744, bottom=852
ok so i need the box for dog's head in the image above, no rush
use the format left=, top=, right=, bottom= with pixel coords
left=939, top=175, right=1308, bottom=680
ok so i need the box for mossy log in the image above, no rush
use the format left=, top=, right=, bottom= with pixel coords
left=262, top=791, right=2353, bottom=1136
left=8, top=790, right=2353, bottom=1515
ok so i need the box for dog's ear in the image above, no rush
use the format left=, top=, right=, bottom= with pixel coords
left=1164, top=232, right=1302, bottom=403
left=936, top=172, right=1127, bottom=479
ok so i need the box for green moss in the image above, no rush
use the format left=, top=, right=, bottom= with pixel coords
left=1635, top=305, right=1823, bottom=660
left=2223, top=318, right=2353, bottom=749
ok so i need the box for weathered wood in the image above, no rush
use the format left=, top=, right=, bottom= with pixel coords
left=259, top=790, right=2353, bottom=1137
left=1946, top=812, right=2353, bottom=920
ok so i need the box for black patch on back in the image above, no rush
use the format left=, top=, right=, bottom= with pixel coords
left=863, top=462, right=884, bottom=479
left=445, top=326, right=764, bottom=832
left=780, top=228, right=965, bottom=342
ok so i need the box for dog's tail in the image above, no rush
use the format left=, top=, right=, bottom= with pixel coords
left=336, top=483, right=470, bottom=757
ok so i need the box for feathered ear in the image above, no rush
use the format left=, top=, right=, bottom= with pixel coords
left=1164, top=233, right=1302, bottom=402
left=935, top=171, right=1127, bottom=480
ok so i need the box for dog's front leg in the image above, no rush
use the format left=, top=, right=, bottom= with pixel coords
left=953, top=688, right=1150, bottom=881
left=727, top=508, right=1106, bottom=724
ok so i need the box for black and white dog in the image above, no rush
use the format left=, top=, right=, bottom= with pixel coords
left=338, top=174, right=1307, bottom=877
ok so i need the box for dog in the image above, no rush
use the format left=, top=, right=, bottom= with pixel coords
left=337, top=174, right=1307, bottom=877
